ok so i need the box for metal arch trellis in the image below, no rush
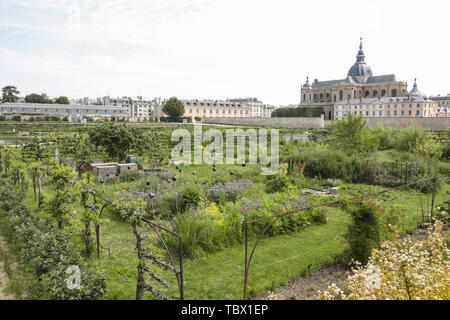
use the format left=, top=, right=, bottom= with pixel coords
left=1, top=149, right=185, bottom=300
left=242, top=173, right=449, bottom=300
left=82, top=191, right=185, bottom=300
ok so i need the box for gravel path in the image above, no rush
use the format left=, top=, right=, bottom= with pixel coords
left=256, top=263, right=351, bottom=300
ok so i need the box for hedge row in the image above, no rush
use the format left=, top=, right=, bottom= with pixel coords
left=0, top=177, right=106, bottom=299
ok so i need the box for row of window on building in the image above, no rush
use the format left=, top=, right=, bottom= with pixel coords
left=186, top=108, right=249, bottom=115
left=305, top=89, right=405, bottom=103
left=184, top=101, right=242, bottom=108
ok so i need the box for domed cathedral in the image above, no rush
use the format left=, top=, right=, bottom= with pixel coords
left=300, top=39, right=408, bottom=120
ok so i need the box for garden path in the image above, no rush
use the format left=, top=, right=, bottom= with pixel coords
left=0, top=236, right=15, bottom=300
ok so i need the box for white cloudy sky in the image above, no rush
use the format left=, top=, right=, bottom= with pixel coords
left=0, top=0, right=449, bottom=106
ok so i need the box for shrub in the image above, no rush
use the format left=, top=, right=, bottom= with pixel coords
left=340, top=196, right=382, bottom=265
left=266, top=163, right=289, bottom=192
left=367, top=126, right=397, bottom=150
left=204, top=179, right=253, bottom=204
left=175, top=184, right=205, bottom=213
left=283, top=148, right=355, bottom=181
left=395, top=125, right=443, bottom=159
left=442, top=133, right=450, bottom=160
left=165, top=203, right=227, bottom=257
left=266, top=175, right=289, bottom=193
left=0, top=179, right=106, bottom=299
left=310, top=207, right=328, bottom=225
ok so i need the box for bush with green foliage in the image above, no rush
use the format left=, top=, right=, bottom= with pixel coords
left=0, top=179, right=106, bottom=299
left=283, top=148, right=356, bottom=181
left=441, top=128, right=450, bottom=160
left=340, top=196, right=382, bottom=264
left=204, top=179, right=253, bottom=204
left=172, top=184, right=205, bottom=213
left=395, top=125, right=443, bottom=159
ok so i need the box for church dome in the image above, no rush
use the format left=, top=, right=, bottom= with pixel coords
left=347, top=39, right=373, bottom=78
left=409, top=78, right=428, bottom=99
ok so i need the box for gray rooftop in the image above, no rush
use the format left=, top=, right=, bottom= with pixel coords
left=366, top=74, right=397, bottom=84
left=312, top=79, right=347, bottom=88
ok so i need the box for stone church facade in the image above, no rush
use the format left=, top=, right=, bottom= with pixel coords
left=300, top=39, right=408, bottom=120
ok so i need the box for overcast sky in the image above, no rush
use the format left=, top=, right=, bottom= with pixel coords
left=0, top=0, right=449, bottom=106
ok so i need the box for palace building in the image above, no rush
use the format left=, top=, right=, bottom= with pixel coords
left=300, top=39, right=411, bottom=120
left=334, top=79, right=438, bottom=120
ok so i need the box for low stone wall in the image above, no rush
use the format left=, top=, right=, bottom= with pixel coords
left=203, top=116, right=324, bottom=129
left=325, top=118, right=450, bottom=131
left=365, top=118, right=450, bottom=131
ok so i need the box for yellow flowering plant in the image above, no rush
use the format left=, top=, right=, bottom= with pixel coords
left=200, top=201, right=225, bottom=226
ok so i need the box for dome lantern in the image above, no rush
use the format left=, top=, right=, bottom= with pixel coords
left=347, top=38, right=373, bottom=82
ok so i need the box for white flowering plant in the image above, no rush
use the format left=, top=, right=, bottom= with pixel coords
left=319, top=221, right=450, bottom=300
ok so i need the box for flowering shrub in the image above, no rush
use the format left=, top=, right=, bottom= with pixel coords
left=319, top=221, right=450, bottom=300
left=165, top=202, right=229, bottom=257
left=204, top=179, right=253, bottom=204
left=165, top=191, right=328, bottom=257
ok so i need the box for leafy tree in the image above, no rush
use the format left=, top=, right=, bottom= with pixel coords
left=45, top=159, right=76, bottom=229
left=1, top=85, right=20, bottom=102
left=89, top=123, right=143, bottom=160
left=367, top=125, right=396, bottom=150
left=162, top=97, right=185, bottom=120
left=330, top=113, right=378, bottom=153
left=76, top=173, right=110, bottom=258
left=25, top=93, right=44, bottom=103
left=54, top=96, right=70, bottom=104
left=73, top=134, right=96, bottom=161
left=22, top=136, right=55, bottom=162
left=41, top=93, right=54, bottom=104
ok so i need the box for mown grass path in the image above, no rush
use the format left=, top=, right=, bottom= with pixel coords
left=100, top=207, right=349, bottom=300
left=179, top=207, right=348, bottom=299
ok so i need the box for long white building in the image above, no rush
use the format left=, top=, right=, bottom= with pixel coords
left=0, top=102, right=128, bottom=121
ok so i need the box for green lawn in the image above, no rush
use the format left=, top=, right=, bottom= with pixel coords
left=4, top=155, right=449, bottom=300
left=96, top=182, right=449, bottom=300
left=98, top=206, right=348, bottom=300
